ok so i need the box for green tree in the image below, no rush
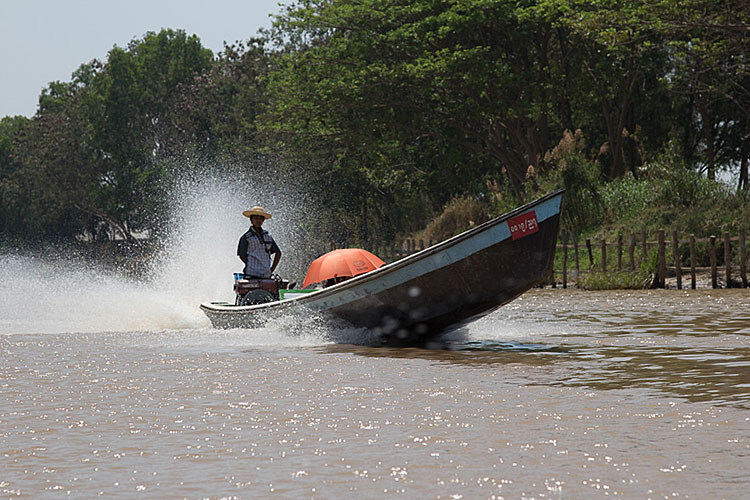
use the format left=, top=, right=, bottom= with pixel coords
left=659, top=0, right=750, bottom=186
left=564, top=0, right=750, bottom=187
left=264, top=0, right=596, bottom=245
left=6, top=64, right=106, bottom=240
left=559, top=0, right=675, bottom=179
left=78, top=29, right=214, bottom=239
left=0, top=115, right=33, bottom=238
left=1, top=29, right=214, bottom=243
left=164, top=38, right=271, bottom=161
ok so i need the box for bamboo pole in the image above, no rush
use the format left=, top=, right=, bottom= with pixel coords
left=549, top=234, right=558, bottom=288
left=574, top=234, right=580, bottom=285
left=690, top=234, right=696, bottom=290
left=658, top=229, right=666, bottom=288
left=562, top=232, right=568, bottom=289
left=724, top=231, right=732, bottom=288
left=672, top=230, right=682, bottom=290
left=741, top=229, right=748, bottom=288
left=710, top=235, right=717, bottom=288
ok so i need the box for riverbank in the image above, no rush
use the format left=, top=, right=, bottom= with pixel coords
left=547, top=269, right=745, bottom=290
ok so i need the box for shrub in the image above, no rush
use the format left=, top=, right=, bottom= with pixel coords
left=413, top=195, right=492, bottom=242
left=537, top=130, right=605, bottom=236
left=601, top=173, right=653, bottom=222
left=579, top=270, right=653, bottom=290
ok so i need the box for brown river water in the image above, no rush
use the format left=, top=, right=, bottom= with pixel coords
left=1, top=286, right=748, bottom=499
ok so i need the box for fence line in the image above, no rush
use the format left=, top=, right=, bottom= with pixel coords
left=367, top=228, right=749, bottom=289
left=554, top=229, right=748, bottom=289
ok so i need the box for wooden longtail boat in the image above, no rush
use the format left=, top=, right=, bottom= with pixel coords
left=200, top=190, right=564, bottom=344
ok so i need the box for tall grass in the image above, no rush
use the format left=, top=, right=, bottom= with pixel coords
left=578, top=270, right=653, bottom=290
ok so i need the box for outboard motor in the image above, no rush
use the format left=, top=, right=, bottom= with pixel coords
left=233, top=274, right=291, bottom=306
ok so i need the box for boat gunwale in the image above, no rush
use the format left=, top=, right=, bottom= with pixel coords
left=200, top=189, right=564, bottom=315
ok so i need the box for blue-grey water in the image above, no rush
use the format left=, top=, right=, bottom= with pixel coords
left=2, top=276, right=748, bottom=498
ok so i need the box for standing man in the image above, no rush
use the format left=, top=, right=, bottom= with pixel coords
left=238, top=206, right=282, bottom=279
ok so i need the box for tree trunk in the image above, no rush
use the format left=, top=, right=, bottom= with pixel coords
left=610, top=57, right=636, bottom=179
left=74, top=203, right=133, bottom=241
left=583, top=46, right=636, bottom=180
left=698, top=95, right=716, bottom=180
left=361, top=196, right=369, bottom=246
left=740, top=136, right=749, bottom=192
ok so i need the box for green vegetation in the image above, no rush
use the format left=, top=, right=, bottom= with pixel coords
left=1, top=2, right=748, bottom=260
left=574, top=245, right=658, bottom=290
left=578, top=270, right=653, bottom=291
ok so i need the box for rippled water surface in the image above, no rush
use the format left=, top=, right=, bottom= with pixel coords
left=2, top=289, right=749, bottom=499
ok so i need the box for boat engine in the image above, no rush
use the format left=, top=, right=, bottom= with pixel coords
left=234, top=274, right=291, bottom=306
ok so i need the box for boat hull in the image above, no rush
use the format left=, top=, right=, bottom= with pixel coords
left=201, top=191, right=563, bottom=344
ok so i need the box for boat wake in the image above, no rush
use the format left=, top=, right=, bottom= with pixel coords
left=0, top=170, right=286, bottom=337
left=0, top=253, right=209, bottom=334
left=0, top=252, right=381, bottom=348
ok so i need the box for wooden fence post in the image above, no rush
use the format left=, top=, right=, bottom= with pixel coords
left=724, top=231, right=732, bottom=288
left=574, top=234, right=580, bottom=285
left=601, top=239, right=607, bottom=272
left=562, top=232, right=568, bottom=289
left=710, top=235, right=718, bottom=288
left=586, top=239, right=594, bottom=269
left=641, top=229, right=647, bottom=265
left=657, top=229, right=666, bottom=288
left=672, top=230, right=682, bottom=290
left=617, top=234, right=623, bottom=271
left=419, top=239, right=425, bottom=251
left=690, top=234, right=696, bottom=290
left=740, top=229, right=748, bottom=288
left=629, top=233, right=636, bottom=270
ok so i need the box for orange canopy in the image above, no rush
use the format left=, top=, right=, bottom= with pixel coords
left=303, top=248, right=385, bottom=289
